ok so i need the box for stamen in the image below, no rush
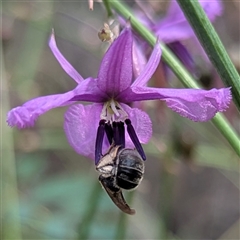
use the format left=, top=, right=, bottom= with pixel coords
left=100, top=101, right=129, bottom=123
left=95, top=119, right=106, bottom=165
left=125, top=119, right=146, bottom=160
left=113, top=122, right=120, bottom=145
left=100, top=103, right=108, bottom=120
left=110, top=100, right=120, bottom=117
left=105, top=122, right=114, bottom=145
left=115, top=102, right=128, bottom=120
left=119, top=121, right=125, bottom=148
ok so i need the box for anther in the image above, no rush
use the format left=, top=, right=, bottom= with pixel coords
left=105, top=122, right=114, bottom=145
left=112, top=121, right=125, bottom=148
left=95, top=120, right=106, bottom=165
left=125, top=119, right=146, bottom=160
left=113, top=122, right=120, bottom=146
left=119, top=121, right=125, bottom=148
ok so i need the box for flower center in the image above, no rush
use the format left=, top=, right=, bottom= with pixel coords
left=95, top=100, right=146, bottom=165
left=100, top=99, right=128, bottom=122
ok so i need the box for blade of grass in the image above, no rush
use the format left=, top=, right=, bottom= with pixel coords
left=106, top=0, right=240, bottom=157
left=114, top=191, right=134, bottom=240
left=1, top=45, right=22, bottom=240
left=2, top=3, right=53, bottom=238
left=176, top=0, right=240, bottom=111
left=77, top=180, right=102, bottom=240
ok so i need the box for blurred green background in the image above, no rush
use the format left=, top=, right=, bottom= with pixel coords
left=2, top=0, right=240, bottom=239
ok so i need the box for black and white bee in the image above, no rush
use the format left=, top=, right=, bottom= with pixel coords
left=96, top=144, right=144, bottom=215
left=95, top=119, right=146, bottom=215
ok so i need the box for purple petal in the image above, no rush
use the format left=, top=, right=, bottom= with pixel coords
left=119, top=87, right=231, bottom=122
left=201, top=0, right=223, bottom=22
left=155, top=0, right=223, bottom=43
left=71, top=77, right=108, bottom=102
left=7, top=78, right=105, bottom=128
left=49, top=30, right=84, bottom=84
left=132, top=40, right=147, bottom=79
left=7, top=91, right=76, bottom=128
left=64, top=103, right=109, bottom=160
left=167, top=41, right=195, bottom=73
left=121, top=103, right=152, bottom=146
left=97, top=28, right=133, bottom=96
left=131, top=41, right=161, bottom=87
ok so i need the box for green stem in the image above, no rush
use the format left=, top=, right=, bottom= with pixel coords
left=176, top=0, right=240, bottom=111
left=211, top=114, right=240, bottom=156
left=114, top=212, right=128, bottom=239
left=107, top=0, right=240, bottom=157
left=1, top=46, right=22, bottom=239
left=102, top=0, right=113, bottom=18
left=77, top=180, right=102, bottom=240
left=114, top=192, right=134, bottom=239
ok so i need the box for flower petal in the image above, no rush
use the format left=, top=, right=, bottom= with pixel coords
left=7, top=78, right=105, bottom=128
left=71, top=77, right=108, bottom=102
left=121, top=103, right=152, bottom=147
left=131, top=41, right=161, bottom=87
left=7, top=91, right=76, bottom=128
left=167, top=41, right=195, bottom=73
left=97, top=28, right=133, bottom=96
left=49, top=30, right=84, bottom=84
left=132, top=40, right=147, bottom=79
left=200, top=0, right=223, bottom=22
left=155, top=0, right=223, bottom=43
left=64, top=103, right=109, bottom=160
left=119, top=86, right=231, bottom=122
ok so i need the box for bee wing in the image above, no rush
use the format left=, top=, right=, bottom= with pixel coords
left=99, top=176, right=135, bottom=215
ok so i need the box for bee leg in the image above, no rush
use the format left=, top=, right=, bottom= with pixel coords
left=99, top=175, right=135, bottom=215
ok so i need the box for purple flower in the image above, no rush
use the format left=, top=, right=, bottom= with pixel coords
left=155, top=0, right=223, bottom=70
left=7, top=27, right=231, bottom=162
left=134, top=0, right=223, bottom=72
left=153, top=0, right=222, bottom=43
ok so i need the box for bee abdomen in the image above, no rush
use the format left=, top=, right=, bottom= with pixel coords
left=117, top=168, right=143, bottom=190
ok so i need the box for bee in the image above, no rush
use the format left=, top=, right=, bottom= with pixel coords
left=96, top=144, right=145, bottom=215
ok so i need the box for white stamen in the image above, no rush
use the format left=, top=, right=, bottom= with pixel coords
left=100, top=103, right=108, bottom=120
left=100, top=100, right=129, bottom=122
left=110, top=100, right=120, bottom=117
left=115, top=102, right=129, bottom=121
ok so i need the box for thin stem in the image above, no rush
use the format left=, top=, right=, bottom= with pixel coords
left=107, top=0, right=240, bottom=157
left=102, top=0, right=113, bottom=18
left=114, top=191, right=134, bottom=239
left=1, top=45, right=22, bottom=239
left=176, top=0, right=240, bottom=110
left=114, top=211, right=128, bottom=239
left=77, top=180, right=102, bottom=240
left=211, top=114, right=240, bottom=156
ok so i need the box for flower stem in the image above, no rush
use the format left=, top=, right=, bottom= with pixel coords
left=176, top=0, right=240, bottom=111
left=1, top=47, right=22, bottom=239
left=107, top=0, right=240, bottom=157
left=77, top=180, right=102, bottom=240
left=114, top=211, right=128, bottom=239
left=114, top=191, right=134, bottom=239
left=102, top=0, right=113, bottom=18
